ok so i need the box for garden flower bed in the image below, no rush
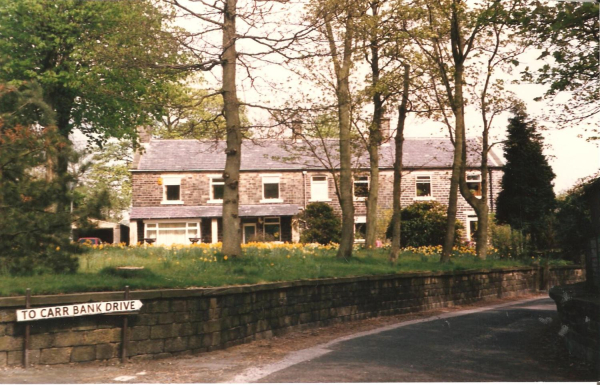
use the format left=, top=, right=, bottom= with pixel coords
left=0, top=242, right=569, bottom=297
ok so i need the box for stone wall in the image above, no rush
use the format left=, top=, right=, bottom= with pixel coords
left=0, top=266, right=582, bottom=368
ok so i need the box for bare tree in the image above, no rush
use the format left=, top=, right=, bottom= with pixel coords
left=165, top=0, right=318, bottom=257
left=404, top=0, right=510, bottom=261
left=389, top=64, right=410, bottom=262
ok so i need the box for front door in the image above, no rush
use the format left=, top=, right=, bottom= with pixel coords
left=243, top=223, right=256, bottom=244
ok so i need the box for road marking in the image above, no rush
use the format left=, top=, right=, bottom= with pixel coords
left=231, top=295, right=549, bottom=383
left=114, top=375, right=137, bottom=382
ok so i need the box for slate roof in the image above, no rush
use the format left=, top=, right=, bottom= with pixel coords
left=135, top=138, right=503, bottom=172
left=130, top=204, right=302, bottom=220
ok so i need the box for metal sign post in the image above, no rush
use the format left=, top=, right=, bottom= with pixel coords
left=121, top=286, right=130, bottom=363
left=23, top=288, right=30, bottom=368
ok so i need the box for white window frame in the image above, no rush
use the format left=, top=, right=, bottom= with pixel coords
left=260, top=174, right=283, bottom=203
left=414, top=174, right=434, bottom=200
left=310, top=175, right=331, bottom=202
left=466, top=213, right=478, bottom=242
left=161, top=176, right=183, bottom=204
left=144, top=220, right=200, bottom=245
left=243, top=223, right=257, bottom=244
left=208, top=175, right=225, bottom=203
left=466, top=172, right=482, bottom=198
left=354, top=216, right=367, bottom=243
left=263, top=216, right=282, bottom=241
left=353, top=176, right=369, bottom=201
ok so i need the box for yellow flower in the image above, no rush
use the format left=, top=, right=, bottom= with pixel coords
left=270, top=263, right=274, bottom=266
left=55, top=246, right=60, bottom=251
left=286, top=255, right=290, bottom=258
left=224, top=256, right=228, bottom=260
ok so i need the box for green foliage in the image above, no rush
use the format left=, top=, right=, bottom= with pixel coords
left=99, top=266, right=157, bottom=280
left=515, top=1, right=599, bottom=122
left=0, top=243, right=572, bottom=297
left=496, top=111, right=556, bottom=250
left=554, top=175, right=596, bottom=262
left=386, top=201, right=463, bottom=247
left=0, top=0, right=185, bottom=144
left=77, top=141, right=133, bottom=222
left=489, top=219, right=530, bottom=259
left=300, top=202, right=342, bottom=245
left=0, top=84, right=78, bottom=275
left=154, top=79, right=228, bottom=140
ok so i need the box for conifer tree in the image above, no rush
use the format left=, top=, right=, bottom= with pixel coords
left=0, top=83, right=78, bottom=275
left=496, top=110, right=556, bottom=250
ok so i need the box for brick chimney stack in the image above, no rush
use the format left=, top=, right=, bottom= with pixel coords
left=381, top=116, right=391, bottom=139
left=292, top=120, right=303, bottom=141
left=138, top=125, right=153, bottom=144
left=132, top=126, right=152, bottom=170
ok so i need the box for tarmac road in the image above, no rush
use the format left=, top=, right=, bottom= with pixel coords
left=239, top=297, right=596, bottom=382
left=1, top=296, right=595, bottom=383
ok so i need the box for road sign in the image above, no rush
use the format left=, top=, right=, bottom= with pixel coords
left=16, top=300, right=143, bottom=322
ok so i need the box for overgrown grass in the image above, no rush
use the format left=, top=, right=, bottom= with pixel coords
left=0, top=242, right=569, bottom=297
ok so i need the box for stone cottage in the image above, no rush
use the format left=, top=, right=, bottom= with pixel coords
left=129, top=135, right=503, bottom=246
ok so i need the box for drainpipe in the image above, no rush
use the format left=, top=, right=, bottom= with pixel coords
left=302, top=170, right=307, bottom=209
left=489, top=169, right=494, bottom=212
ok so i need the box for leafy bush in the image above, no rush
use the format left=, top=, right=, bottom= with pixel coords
left=248, top=232, right=277, bottom=243
left=386, top=201, right=463, bottom=247
left=554, top=176, right=595, bottom=262
left=300, top=202, right=341, bottom=245
left=490, top=220, right=530, bottom=259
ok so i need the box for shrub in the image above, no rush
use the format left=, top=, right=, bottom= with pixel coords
left=386, top=201, right=463, bottom=247
left=4, top=244, right=79, bottom=276
left=300, top=202, right=341, bottom=245
left=490, top=220, right=530, bottom=259
left=554, top=176, right=595, bottom=262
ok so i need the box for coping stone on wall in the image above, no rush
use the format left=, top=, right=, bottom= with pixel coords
left=0, top=266, right=580, bottom=309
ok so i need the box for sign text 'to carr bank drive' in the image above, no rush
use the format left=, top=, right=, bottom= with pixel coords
left=16, top=300, right=143, bottom=322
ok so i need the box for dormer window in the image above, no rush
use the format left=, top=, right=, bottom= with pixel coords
left=162, top=176, right=183, bottom=204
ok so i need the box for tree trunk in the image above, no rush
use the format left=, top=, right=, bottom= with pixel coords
left=364, top=2, right=382, bottom=250
left=390, top=64, right=410, bottom=262
left=221, top=0, right=242, bottom=258
left=365, top=125, right=380, bottom=249
left=47, top=91, right=74, bottom=215
left=336, top=55, right=355, bottom=260
left=322, top=13, right=356, bottom=260
left=458, top=133, right=489, bottom=259
left=440, top=2, right=465, bottom=263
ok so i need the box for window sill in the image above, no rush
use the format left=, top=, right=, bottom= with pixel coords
left=353, top=197, right=367, bottom=202
left=207, top=199, right=223, bottom=204
left=161, top=200, right=184, bottom=205
left=309, top=198, right=332, bottom=202
left=413, top=196, right=435, bottom=201
left=260, top=199, right=284, bottom=203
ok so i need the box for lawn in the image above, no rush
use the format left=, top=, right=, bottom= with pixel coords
left=0, top=242, right=567, bottom=297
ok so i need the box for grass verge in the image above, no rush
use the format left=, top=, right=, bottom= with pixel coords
left=0, top=243, right=569, bottom=297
